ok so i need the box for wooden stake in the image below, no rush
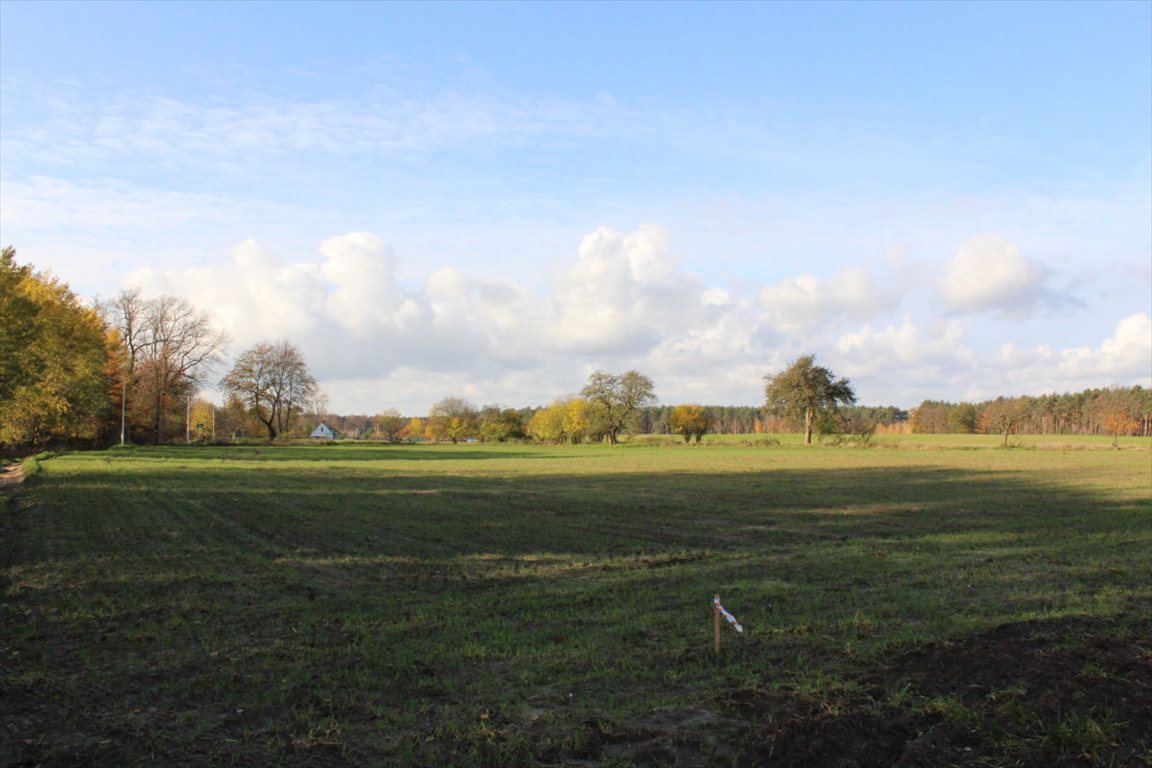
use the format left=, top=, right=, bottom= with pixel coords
left=713, top=594, right=721, bottom=654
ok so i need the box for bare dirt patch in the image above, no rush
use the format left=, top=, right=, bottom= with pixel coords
left=0, top=462, right=25, bottom=494
left=574, top=614, right=1151, bottom=767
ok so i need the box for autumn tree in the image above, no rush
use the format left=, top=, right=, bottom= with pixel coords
left=479, top=405, right=525, bottom=442
left=669, top=404, right=711, bottom=444
left=188, top=398, right=216, bottom=442
left=910, top=401, right=950, bottom=434
left=428, top=396, right=478, bottom=443
left=400, top=417, right=426, bottom=441
left=1094, top=388, right=1142, bottom=448
left=220, top=341, right=317, bottom=440
left=527, top=401, right=567, bottom=443
left=102, top=293, right=227, bottom=443
left=979, top=397, right=1033, bottom=447
left=763, top=355, right=856, bottom=445
left=217, top=393, right=259, bottom=441
left=0, top=247, right=113, bottom=449
left=0, top=247, right=39, bottom=408
left=947, top=402, right=978, bottom=434
left=580, top=370, right=657, bottom=444
left=1101, top=411, right=1139, bottom=449
left=373, top=409, right=407, bottom=442
left=145, top=297, right=228, bottom=443
left=562, top=398, right=592, bottom=444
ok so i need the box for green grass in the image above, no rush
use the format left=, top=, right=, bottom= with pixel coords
left=2, top=439, right=1150, bottom=766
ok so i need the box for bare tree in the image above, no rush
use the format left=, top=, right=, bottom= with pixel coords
left=103, top=292, right=227, bottom=444
left=99, top=289, right=148, bottom=446
left=220, top=341, right=317, bottom=440
left=139, top=296, right=228, bottom=443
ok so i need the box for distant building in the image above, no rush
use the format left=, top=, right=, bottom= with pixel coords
left=310, top=422, right=339, bottom=439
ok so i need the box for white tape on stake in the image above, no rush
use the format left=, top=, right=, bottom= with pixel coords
left=714, top=596, right=743, bottom=633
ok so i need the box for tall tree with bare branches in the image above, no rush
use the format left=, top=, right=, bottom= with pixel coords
left=132, top=296, right=228, bottom=443
left=220, top=341, right=317, bottom=440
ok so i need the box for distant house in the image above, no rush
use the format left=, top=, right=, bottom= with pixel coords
left=310, top=421, right=340, bottom=440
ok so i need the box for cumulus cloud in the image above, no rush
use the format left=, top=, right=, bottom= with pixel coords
left=546, top=225, right=709, bottom=355
left=128, top=239, right=326, bottom=344
left=421, top=266, right=546, bottom=370
left=125, top=226, right=723, bottom=390
left=319, top=233, right=422, bottom=334
left=832, top=311, right=1152, bottom=405
left=829, top=319, right=978, bottom=404
left=948, top=313, right=1151, bottom=401
left=119, top=228, right=1150, bottom=415
left=837, top=319, right=971, bottom=367
left=1054, top=312, right=1152, bottom=382
left=939, top=234, right=1052, bottom=315
left=758, top=265, right=897, bottom=334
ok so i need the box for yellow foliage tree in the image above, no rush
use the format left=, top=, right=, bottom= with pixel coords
left=0, top=247, right=112, bottom=448
left=562, top=398, right=591, bottom=444
left=527, top=402, right=567, bottom=443
left=400, top=417, right=425, bottom=441
left=669, top=404, right=711, bottom=444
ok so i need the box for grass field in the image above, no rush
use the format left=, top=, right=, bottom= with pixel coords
left=2, top=437, right=1150, bottom=766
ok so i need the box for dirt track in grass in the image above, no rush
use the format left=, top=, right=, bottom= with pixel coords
left=0, top=462, right=24, bottom=495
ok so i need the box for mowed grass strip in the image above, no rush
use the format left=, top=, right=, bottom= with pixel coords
left=2, top=439, right=1149, bottom=766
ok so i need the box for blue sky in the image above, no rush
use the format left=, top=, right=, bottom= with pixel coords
left=2, top=0, right=1149, bottom=414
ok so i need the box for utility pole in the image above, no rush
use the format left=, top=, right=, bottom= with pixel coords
left=120, top=380, right=127, bottom=446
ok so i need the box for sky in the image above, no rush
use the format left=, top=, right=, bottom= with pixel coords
left=2, top=0, right=1150, bottom=416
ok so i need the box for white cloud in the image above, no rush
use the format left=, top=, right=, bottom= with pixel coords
left=127, top=239, right=327, bottom=344
left=939, top=234, right=1052, bottom=315
left=319, top=233, right=423, bottom=334
left=953, top=313, right=1152, bottom=401
left=837, top=319, right=971, bottom=367
left=125, top=226, right=717, bottom=391
left=702, top=287, right=730, bottom=306
left=758, top=265, right=897, bottom=334
left=109, top=229, right=1151, bottom=415
left=546, top=225, right=709, bottom=355
left=1055, top=312, right=1152, bottom=382
left=117, top=225, right=768, bottom=409
left=830, top=319, right=979, bottom=404
left=833, top=312, right=1151, bottom=405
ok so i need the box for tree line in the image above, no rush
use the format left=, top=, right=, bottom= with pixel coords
left=311, top=368, right=1151, bottom=449
left=1, top=249, right=232, bottom=450
left=3, top=247, right=1149, bottom=452
left=909, top=388, right=1152, bottom=444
